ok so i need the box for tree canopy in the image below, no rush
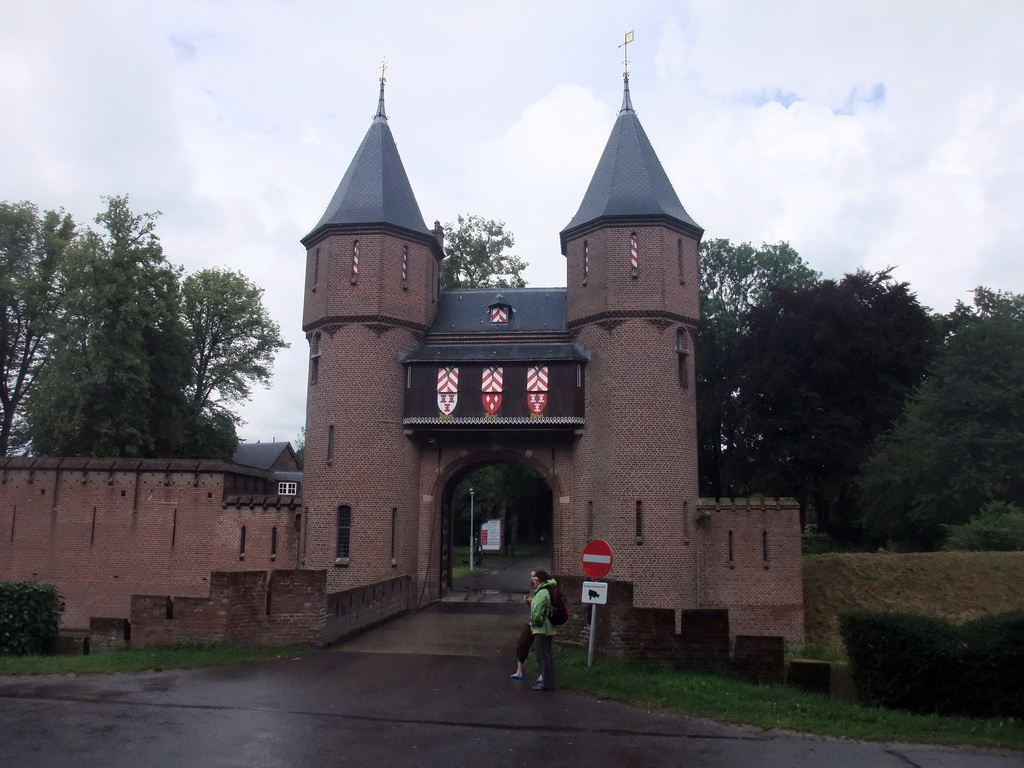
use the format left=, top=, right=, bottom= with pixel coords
left=731, top=268, right=937, bottom=541
left=441, top=215, right=526, bottom=289
left=696, top=239, right=820, bottom=498
left=858, top=287, right=1024, bottom=549
left=182, top=267, right=286, bottom=423
left=20, top=196, right=286, bottom=459
left=0, top=201, right=75, bottom=454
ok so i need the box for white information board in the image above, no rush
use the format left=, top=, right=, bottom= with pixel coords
left=480, top=519, right=503, bottom=551
left=582, top=581, right=608, bottom=604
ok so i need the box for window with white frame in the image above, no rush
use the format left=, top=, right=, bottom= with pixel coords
left=278, top=482, right=298, bottom=496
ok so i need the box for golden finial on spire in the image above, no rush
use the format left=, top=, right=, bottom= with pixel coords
left=380, top=57, right=387, bottom=85
left=619, top=30, right=634, bottom=75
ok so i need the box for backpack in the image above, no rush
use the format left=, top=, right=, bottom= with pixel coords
left=544, top=585, right=569, bottom=626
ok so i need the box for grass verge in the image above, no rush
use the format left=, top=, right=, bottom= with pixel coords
left=556, top=648, right=1024, bottom=752
left=0, top=644, right=311, bottom=676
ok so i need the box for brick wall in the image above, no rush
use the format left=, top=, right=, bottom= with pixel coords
left=129, top=570, right=327, bottom=647
left=695, top=498, right=805, bottom=648
left=0, top=459, right=300, bottom=629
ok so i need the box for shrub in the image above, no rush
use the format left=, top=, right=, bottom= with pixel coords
left=802, top=524, right=841, bottom=555
left=941, top=501, right=1024, bottom=551
left=0, top=581, right=63, bottom=655
left=840, top=609, right=1024, bottom=719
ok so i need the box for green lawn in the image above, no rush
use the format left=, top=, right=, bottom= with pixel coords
left=556, top=648, right=1024, bottom=752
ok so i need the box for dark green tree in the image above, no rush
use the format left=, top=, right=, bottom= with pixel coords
left=859, top=287, right=1024, bottom=549
left=441, top=215, right=526, bottom=289
left=732, top=269, right=937, bottom=542
left=697, top=239, right=820, bottom=498
left=181, top=267, right=287, bottom=456
left=0, top=202, right=75, bottom=454
left=26, top=196, right=192, bottom=457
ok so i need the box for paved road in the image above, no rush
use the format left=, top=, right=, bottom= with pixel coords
left=0, top=558, right=1020, bottom=768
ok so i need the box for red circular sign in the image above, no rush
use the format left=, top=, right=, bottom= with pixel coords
left=581, top=539, right=613, bottom=579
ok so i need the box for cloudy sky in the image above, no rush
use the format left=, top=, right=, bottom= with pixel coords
left=2, top=1, right=1022, bottom=446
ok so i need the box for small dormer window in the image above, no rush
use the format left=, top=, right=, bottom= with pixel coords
left=489, top=293, right=511, bottom=325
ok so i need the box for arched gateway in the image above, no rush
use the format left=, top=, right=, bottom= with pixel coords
left=299, top=70, right=804, bottom=652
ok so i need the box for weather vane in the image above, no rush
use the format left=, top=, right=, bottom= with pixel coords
left=619, top=30, right=634, bottom=75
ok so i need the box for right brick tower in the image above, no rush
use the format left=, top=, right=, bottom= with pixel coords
left=560, top=72, right=704, bottom=613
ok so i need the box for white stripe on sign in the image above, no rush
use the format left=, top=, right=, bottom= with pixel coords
left=583, top=554, right=612, bottom=564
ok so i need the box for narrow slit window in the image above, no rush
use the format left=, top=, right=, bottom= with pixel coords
left=390, top=507, right=397, bottom=560
left=728, top=530, right=734, bottom=564
left=336, top=505, right=352, bottom=560
left=313, top=247, right=320, bottom=287
left=677, top=239, right=685, bottom=284
left=309, top=332, right=321, bottom=385
left=763, top=530, right=769, bottom=567
left=676, top=329, right=690, bottom=389
left=587, top=500, right=594, bottom=540
left=327, top=425, right=335, bottom=462
left=635, top=500, right=643, bottom=540
left=271, top=526, right=278, bottom=557
left=239, top=526, right=247, bottom=555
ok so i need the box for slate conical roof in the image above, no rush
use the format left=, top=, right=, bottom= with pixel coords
left=560, top=73, right=701, bottom=252
left=302, top=79, right=431, bottom=245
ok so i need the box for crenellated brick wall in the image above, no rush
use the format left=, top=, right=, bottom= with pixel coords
left=0, top=458, right=301, bottom=629
left=129, top=570, right=327, bottom=648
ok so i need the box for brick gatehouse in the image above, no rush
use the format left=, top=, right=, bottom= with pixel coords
left=0, top=70, right=803, bottom=656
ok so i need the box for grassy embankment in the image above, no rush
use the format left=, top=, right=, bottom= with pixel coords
left=802, top=550, right=1024, bottom=656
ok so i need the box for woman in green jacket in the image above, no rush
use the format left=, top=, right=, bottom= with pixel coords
left=529, top=570, right=557, bottom=691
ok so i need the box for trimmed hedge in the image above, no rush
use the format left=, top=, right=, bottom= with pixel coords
left=840, top=609, right=1024, bottom=719
left=0, top=581, right=63, bottom=655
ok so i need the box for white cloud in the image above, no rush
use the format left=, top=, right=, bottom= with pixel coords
left=2, top=0, right=1023, bottom=443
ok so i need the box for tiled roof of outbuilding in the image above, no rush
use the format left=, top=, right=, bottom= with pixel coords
left=302, top=79, right=430, bottom=244
left=232, top=442, right=295, bottom=471
left=560, top=73, right=701, bottom=250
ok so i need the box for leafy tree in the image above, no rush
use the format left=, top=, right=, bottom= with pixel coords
left=859, top=288, right=1024, bottom=549
left=293, top=426, right=305, bottom=468
left=0, top=202, right=75, bottom=455
left=441, top=215, right=526, bottom=289
left=182, top=268, right=287, bottom=441
left=732, top=269, right=937, bottom=542
left=26, top=196, right=193, bottom=458
left=697, top=239, right=820, bottom=498
left=941, top=501, right=1024, bottom=552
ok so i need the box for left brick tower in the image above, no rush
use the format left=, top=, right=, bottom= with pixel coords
left=301, top=74, right=443, bottom=591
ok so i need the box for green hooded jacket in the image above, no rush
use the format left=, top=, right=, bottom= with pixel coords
left=530, top=578, right=557, bottom=635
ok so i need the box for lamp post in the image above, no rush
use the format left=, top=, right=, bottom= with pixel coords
left=469, top=488, right=475, bottom=571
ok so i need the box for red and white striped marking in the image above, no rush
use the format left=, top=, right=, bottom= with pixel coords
left=436, top=366, right=459, bottom=393
left=481, top=366, right=504, bottom=392
left=490, top=306, right=508, bottom=323
left=630, top=234, right=638, bottom=270
left=353, top=241, right=360, bottom=276
left=526, top=366, right=549, bottom=392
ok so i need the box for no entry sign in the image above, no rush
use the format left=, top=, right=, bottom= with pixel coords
left=581, top=539, right=613, bottom=579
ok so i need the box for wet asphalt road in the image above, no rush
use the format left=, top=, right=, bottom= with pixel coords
left=1, top=557, right=1021, bottom=768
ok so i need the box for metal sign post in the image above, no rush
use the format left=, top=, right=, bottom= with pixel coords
left=581, top=541, right=613, bottom=668
left=581, top=581, right=608, bottom=667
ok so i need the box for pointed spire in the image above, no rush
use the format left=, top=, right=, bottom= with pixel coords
left=620, top=72, right=634, bottom=113
left=375, top=58, right=388, bottom=121
left=560, top=70, right=701, bottom=252
left=302, top=68, right=431, bottom=245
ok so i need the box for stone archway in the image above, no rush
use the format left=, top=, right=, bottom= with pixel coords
left=416, top=441, right=570, bottom=604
